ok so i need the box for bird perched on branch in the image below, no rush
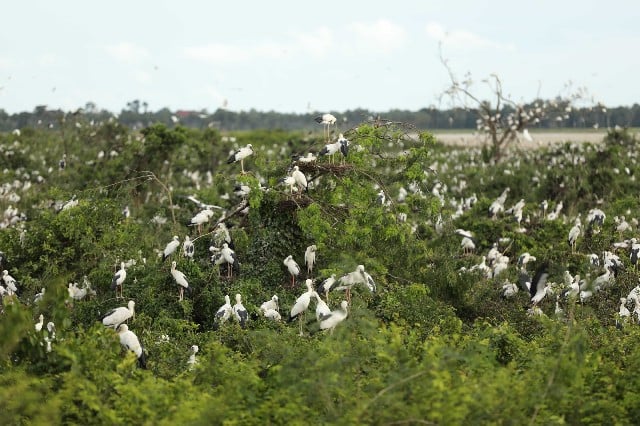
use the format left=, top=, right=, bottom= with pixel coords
left=335, top=265, right=376, bottom=303
left=227, top=144, right=254, bottom=174
left=111, top=262, right=127, bottom=299
left=291, top=166, right=308, bottom=192
left=162, top=236, right=180, bottom=262
left=101, top=300, right=135, bottom=329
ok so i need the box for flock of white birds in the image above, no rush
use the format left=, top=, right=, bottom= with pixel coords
left=0, top=113, right=381, bottom=368
left=2, top=114, right=636, bottom=369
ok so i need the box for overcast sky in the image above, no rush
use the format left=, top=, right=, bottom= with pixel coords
left=1, top=0, right=638, bottom=114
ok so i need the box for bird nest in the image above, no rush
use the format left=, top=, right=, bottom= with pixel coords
left=297, top=162, right=354, bottom=177
left=277, top=194, right=313, bottom=212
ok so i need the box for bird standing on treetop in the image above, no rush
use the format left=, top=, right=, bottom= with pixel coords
left=227, top=144, right=254, bottom=174
left=315, top=113, right=336, bottom=142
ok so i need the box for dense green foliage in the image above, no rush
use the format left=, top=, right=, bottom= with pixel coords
left=1, top=119, right=640, bottom=424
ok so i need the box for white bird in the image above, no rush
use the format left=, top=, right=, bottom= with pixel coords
left=312, top=292, right=331, bottom=322
left=319, top=140, right=342, bottom=164
left=2, top=270, right=17, bottom=294
left=529, top=263, right=550, bottom=306
left=170, top=261, right=190, bottom=301
left=183, top=236, right=195, bottom=259
left=214, top=295, right=233, bottom=329
left=291, top=166, right=308, bottom=192
left=501, top=281, right=519, bottom=298
left=454, top=229, right=476, bottom=255
left=227, top=144, right=254, bottom=174
left=35, top=314, right=44, bottom=331
left=162, top=236, right=180, bottom=262
left=283, top=255, right=300, bottom=287
left=189, top=208, right=215, bottom=234
left=117, top=324, right=146, bottom=368
left=289, top=279, right=315, bottom=335
left=233, top=293, right=249, bottom=328
left=102, top=300, right=135, bottom=329
left=33, top=287, right=45, bottom=304
left=517, top=253, right=537, bottom=269
left=220, top=243, right=239, bottom=278
left=318, top=274, right=336, bottom=301
left=617, top=297, right=631, bottom=328
left=281, top=175, right=298, bottom=193
left=315, top=113, right=337, bottom=142
left=335, top=265, right=376, bottom=303
left=187, top=345, right=199, bottom=369
left=260, top=295, right=279, bottom=313
left=319, top=300, right=349, bottom=333
left=111, top=262, right=127, bottom=299
left=263, top=308, right=282, bottom=321
left=304, top=244, right=317, bottom=276
left=568, top=223, right=581, bottom=252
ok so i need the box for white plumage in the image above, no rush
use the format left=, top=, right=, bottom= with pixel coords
left=315, top=113, right=337, bottom=142
left=187, top=345, right=199, bottom=369
left=312, top=292, right=331, bottom=322
left=220, top=243, right=238, bottom=278
left=233, top=293, right=248, bottom=328
left=35, top=314, right=44, bottom=331
left=304, top=244, right=317, bottom=275
left=117, top=324, right=146, bottom=368
left=284, top=255, right=300, bottom=287
left=227, top=144, right=254, bottom=174
left=319, top=300, right=349, bottom=332
left=291, top=166, right=308, bottom=192
left=335, top=265, right=376, bottom=302
left=318, top=274, right=336, bottom=300
left=183, top=235, right=194, bottom=259
left=111, top=262, right=127, bottom=299
left=170, top=261, right=190, bottom=301
left=289, top=279, right=314, bottom=334
left=162, top=236, right=180, bottom=262
left=214, top=295, right=233, bottom=329
left=102, top=300, right=135, bottom=329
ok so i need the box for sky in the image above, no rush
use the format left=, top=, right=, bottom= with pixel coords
left=1, top=0, right=638, bottom=114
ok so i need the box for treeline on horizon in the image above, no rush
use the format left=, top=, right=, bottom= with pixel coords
left=1, top=99, right=639, bottom=132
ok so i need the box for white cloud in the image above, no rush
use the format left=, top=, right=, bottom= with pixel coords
left=349, top=19, right=407, bottom=53
left=425, top=21, right=515, bottom=52
left=134, top=70, right=152, bottom=85
left=0, top=56, right=15, bottom=70
left=293, top=27, right=334, bottom=58
left=105, top=42, right=150, bottom=63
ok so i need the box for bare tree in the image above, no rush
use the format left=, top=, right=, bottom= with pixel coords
left=438, top=43, right=596, bottom=161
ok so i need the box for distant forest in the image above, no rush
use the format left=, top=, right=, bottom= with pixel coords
left=1, top=100, right=639, bottom=132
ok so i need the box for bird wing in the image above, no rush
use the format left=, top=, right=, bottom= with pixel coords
left=530, top=263, right=549, bottom=299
